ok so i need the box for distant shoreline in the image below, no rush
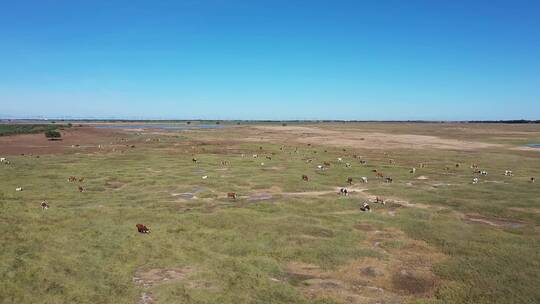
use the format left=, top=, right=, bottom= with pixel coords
left=1, top=119, right=539, bottom=124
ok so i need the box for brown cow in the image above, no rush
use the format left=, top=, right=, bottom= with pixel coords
left=376, top=172, right=384, bottom=178
left=227, top=192, right=237, bottom=200
left=347, top=177, right=353, bottom=185
left=302, top=174, right=309, bottom=181
left=375, top=196, right=385, bottom=204
left=68, top=176, right=77, bottom=182
left=40, top=201, right=49, bottom=210
left=78, top=186, right=84, bottom=192
left=78, top=177, right=84, bottom=183
left=323, top=161, right=331, bottom=167
left=136, top=224, right=150, bottom=233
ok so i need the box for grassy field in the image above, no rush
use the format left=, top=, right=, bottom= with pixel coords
left=0, top=124, right=68, bottom=137
left=1, top=123, right=539, bottom=304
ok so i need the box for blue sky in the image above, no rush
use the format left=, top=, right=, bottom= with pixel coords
left=0, top=0, right=539, bottom=120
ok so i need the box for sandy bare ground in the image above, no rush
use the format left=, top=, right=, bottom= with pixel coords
left=0, top=127, right=124, bottom=155
left=245, top=126, right=504, bottom=151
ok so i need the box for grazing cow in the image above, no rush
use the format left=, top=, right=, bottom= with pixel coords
left=471, top=163, right=479, bottom=169
left=78, top=186, right=84, bottom=192
left=345, top=163, right=351, bottom=168
left=266, top=156, right=272, bottom=160
left=339, top=188, right=348, bottom=196
left=389, top=159, right=395, bottom=164
left=305, top=159, right=313, bottom=163
left=41, top=201, right=49, bottom=210
left=317, top=165, right=325, bottom=170
left=337, top=157, right=343, bottom=162
left=227, top=192, right=237, bottom=200
left=504, top=170, right=513, bottom=176
left=472, top=177, right=479, bottom=184
left=371, top=169, right=378, bottom=173
left=376, top=172, right=384, bottom=179
left=384, top=177, right=393, bottom=183
left=253, top=154, right=258, bottom=158
left=323, top=161, right=331, bottom=167
left=481, top=170, right=488, bottom=176
left=531, top=177, right=536, bottom=183
left=0, top=157, right=6, bottom=163
left=15, top=187, right=23, bottom=191
left=192, top=158, right=198, bottom=163
left=360, top=202, right=371, bottom=212
left=78, top=177, right=84, bottom=183
left=410, top=168, right=416, bottom=174
left=68, top=176, right=77, bottom=182
left=302, top=174, right=309, bottom=181
left=419, top=163, right=425, bottom=168
left=375, top=196, right=385, bottom=205
left=360, top=176, right=368, bottom=183
left=353, top=154, right=358, bottom=159
left=202, top=176, right=208, bottom=179
left=360, top=160, right=367, bottom=165
left=136, top=224, right=150, bottom=234
left=347, top=177, right=353, bottom=185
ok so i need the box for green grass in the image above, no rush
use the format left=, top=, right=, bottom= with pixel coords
left=1, top=125, right=539, bottom=304
left=0, top=124, right=68, bottom=137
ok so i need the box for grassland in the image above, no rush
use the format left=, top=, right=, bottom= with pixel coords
left=0, top=124, right=68, bottom=137
left=0, top=123, right=539, bottom=304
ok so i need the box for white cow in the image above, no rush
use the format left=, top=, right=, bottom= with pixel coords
left=504, top=170, right=513, bottom=176
left=472, top=178, right=479, bottom=184
left=337, top=157, right=343, bottom=162
left=0, top=157, right=6, bottom=162
left=345, top=163, right=351, bottom=168
left=361, top=177, right=368, bottom=183
left=481, top=171, right=488, bottom=176
left=202, top=176, right=208, bottom=179
left=15, top=187, right=23, bottom=191
left=317, top=165, right=324, bottom=170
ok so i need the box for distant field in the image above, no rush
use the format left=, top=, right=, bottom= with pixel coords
left=0, top=124, right=68, bottom=137
left=1, top=123, right=539, bottom=304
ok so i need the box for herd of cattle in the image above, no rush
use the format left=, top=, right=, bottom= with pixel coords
left=2, top=143, right=537, bottom=233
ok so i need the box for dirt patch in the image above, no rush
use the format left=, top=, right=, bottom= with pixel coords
left=105, top=180, right=124, bottom=189
left=133, top=267, right=194, bottom=287
left=172, top=193, right=195, bottom=200
left=248, top=193, right=273, bottom=201
left=246, top=126, right=503, bottom=151
left=0, top=127, right=124, bottom=155
left=137, top=292, right=154, bottom=304
left=463, top=214, right=525, bottom=228
left=416, top=175, right=429, bottom=180
left=391, top=269, right=437, bottom=295
left=284, top=227, right=444, bottom=303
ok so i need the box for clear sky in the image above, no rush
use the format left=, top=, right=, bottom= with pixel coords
left=1, top=0, right=539, bottom=120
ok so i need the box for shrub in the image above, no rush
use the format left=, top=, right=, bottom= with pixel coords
left=44, top=130, right=62, bottom=140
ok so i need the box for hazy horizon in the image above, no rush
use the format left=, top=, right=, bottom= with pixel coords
left=1, top=1, right=539, bottom=120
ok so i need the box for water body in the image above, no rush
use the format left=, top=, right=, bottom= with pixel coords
left=95, top=124, right=225, bottom=130
left=526, top=144, right=540, bottom=148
